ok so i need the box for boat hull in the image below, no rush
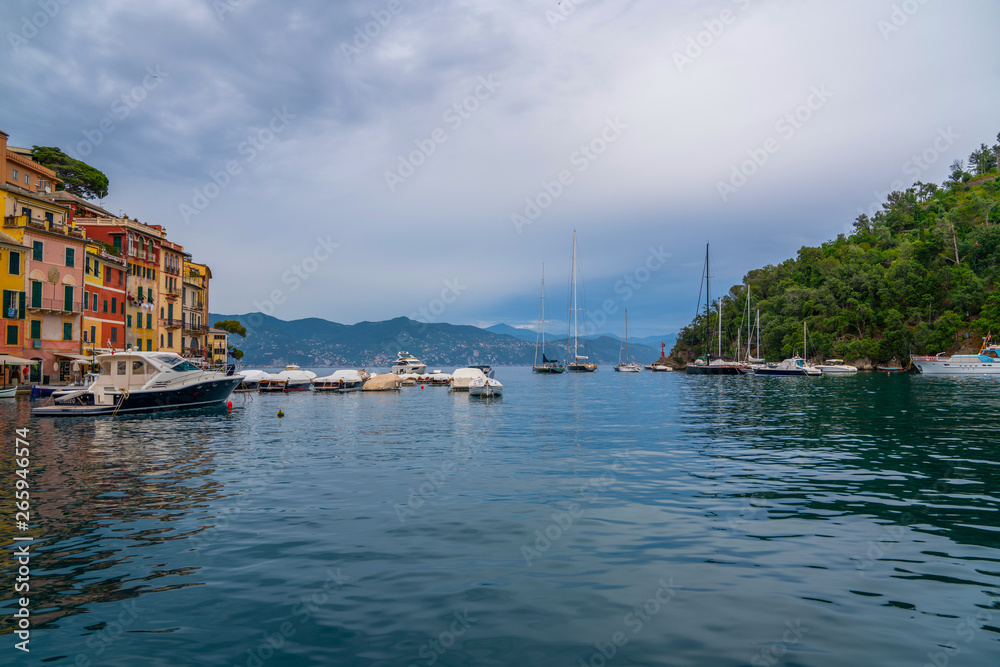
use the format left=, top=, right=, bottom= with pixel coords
left=685, top=365, right=741, bottom=375
left=567, top=363, right=597, bottom=373
left=912, top=357, right=1000, bottom=375
left=533, top=365, right=565, bottom=374
left=31, top=377, right=242, bottom=417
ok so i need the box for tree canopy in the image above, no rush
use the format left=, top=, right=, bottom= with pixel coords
left=30, top=146, right=109, bottom=200
left=672, top=132, right=1000, bottom=366
left=214, top=320, right=247, bottom=360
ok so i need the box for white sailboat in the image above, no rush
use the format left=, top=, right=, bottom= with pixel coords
left=566, top=231, right=597, bottom=372
left=615, top=309, right=642, bottom=372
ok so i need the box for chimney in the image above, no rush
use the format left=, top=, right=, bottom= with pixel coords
left=0, top=130, right=8, bottom=191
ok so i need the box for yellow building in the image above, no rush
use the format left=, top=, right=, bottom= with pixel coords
left=0, top=223, right=30, bottom=383
left=208, top=327, right=229, bottom=368
left=158, top=239, right=184, bottom=355
left=182, top=259, right=211, bottom=362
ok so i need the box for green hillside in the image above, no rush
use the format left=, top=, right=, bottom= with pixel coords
left=673, top=133, right=1000, bottom=367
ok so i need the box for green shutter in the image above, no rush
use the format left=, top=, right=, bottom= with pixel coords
left=18, top=292, right=24, bottom=320
left=63, top=322, right=72, bottom=341
left=6, top=325, right=17, bottom=345
left=30, top=320, right=40, bottom=339
left=64, top=285, right=73, bottom=311
left=30, top=281, right=41, bottom=308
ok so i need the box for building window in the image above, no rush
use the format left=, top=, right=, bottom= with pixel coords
left=6, top=325, right=17, bottom=345
left=83, top=290, right=89, bottom=308
left=24, top=173, right=29, bottom=185
left=45, top=212, right=54, bottom=228
left=167, top=332, right=173, bottom=347
left=65, top=247, right=75, bottom=267
left=113, top=236, right=122, bottom=253
left=92, top=293, right=98, bottom=310
left=11, top=168, right=18, bottom=180
left=30, top=281, right=41, bottom=309
left=63, top=322, right=72, bottom=341
left=111, top=328, right=118, bottom=343
left=127, top=315, right=132, bottom=327
left=146, top=339, right=152, bottom=351
left=29, top=320, right=40, bottom=339
left=111, top=298, right=116, bottom=313
left=104, top=299, right=109, bottom=313
left=32, top=241, right=42, bottom=261
left=83, top=329, right=88, bottom=343
left=160, top=334, right=164, bottom=347
left=8, top=251, right=20, bottom=275
left=64, top=285, right=73, bottom=312
left=146, top=313, right=152, bottom=329
left=90, top=326, right=96, bottom=344
left=86, top=256, right=91, bottom=274
left=118, top=270, right=123, bottom=286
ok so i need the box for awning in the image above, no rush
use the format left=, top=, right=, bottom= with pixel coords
left=54, top=353, right=96, bottom=361
left=0, top=355, right=40, bottom=366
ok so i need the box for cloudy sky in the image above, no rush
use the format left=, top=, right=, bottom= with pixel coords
left=2, top=0, right=998, bottom=337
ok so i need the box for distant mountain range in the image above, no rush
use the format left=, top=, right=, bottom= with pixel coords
left=211, top=313, right=670, bottom=368
left=485, top=323, right=677, bottom=351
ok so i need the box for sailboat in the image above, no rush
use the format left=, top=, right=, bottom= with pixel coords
left=686, top=243, right=742, bottom=375
left=615, top=309, right=642, bottom=372
left=533, top=264, right=565, bottom=374
left=753, top=322, right=821, bottom=376
left=566, top=231, right=597, bottom=372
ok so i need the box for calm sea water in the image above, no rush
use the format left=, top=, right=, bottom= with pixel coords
left=2, top=368, right=999, bottom=666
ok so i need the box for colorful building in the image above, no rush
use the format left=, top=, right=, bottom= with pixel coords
left=82, top=243, right=126, bottom=352
left=2, top=185, right=88, bottom=384
left=158, top=239, right=185, bottom=355
left=75, top=217, right=165, bottom=353
left=0, top=226, right=30, bottom=384
left=182, top=260, right=211, bottom=361
left=208, top=327, right=229, bottom=368
left=2, top=131, right=59, bottom=196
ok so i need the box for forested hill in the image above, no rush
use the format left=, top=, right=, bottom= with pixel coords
left=672, top=133, right=1000, bottom=367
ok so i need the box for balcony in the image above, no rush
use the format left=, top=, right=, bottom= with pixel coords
left=160, top=318, right=182, bottom=329
left=165, top=265, right=181, bottom=276
left=183, top=323, right=209, bottom=335
left=3, top=215, right=27, bottom=228
left=182, top=347, right=207, bottom=358
left=27, top=299, right=83, bottom=313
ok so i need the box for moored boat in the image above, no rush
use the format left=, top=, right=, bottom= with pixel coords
left=391, top=352, right=427, bottom=375
left=533, top=265, right=566, bottom=374
left=469, top=376, right=503, bottom=397
left=752, top=357, right=821, bottom=376
left=566, top=232, right=598, bottom=373
left=912, top=338, right=1000, bottom=375
left=313, top=370, right=365, bottom=392
left=814, top=359, right=858, bottom=375
left=615, top=309, right=642, bottom=373
left=30, top=351, right=242, bottom=416
left=450, top=367, right=486, bottom=391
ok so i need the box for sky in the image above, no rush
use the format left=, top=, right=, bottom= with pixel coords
left=2, top=0, right=998, bottom=337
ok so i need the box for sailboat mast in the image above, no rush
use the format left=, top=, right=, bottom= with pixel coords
left=704, top=243, right=711, bottom=361
left=572, top=231, right=578, bottom=363
left=718, top=301, right=722, bottom=359
left=755, top=309, right=760, bottom=360
left=625, top=309, right=628, bottom=362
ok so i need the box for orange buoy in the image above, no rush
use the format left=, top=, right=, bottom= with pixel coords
left=227, top=400, right=233, bottom=410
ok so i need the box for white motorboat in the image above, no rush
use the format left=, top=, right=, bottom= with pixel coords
left=236, top=369, right=268, bottom=391
left=814, top=359, right=859, bottom=374
left=752, top=357, right=821, bottom=376
left=912, top=338, right=1000, bottom=375
left=450, top=367, right=486, bottom=391
left=313, top=370, right=365, bottom=392
left=391, top=352, right=427, bottom=375
left=428, top=371, right=452, bottom=386
left=30, top=351, right=242, bottom=416
left=469, top=376, right=503, bottom=397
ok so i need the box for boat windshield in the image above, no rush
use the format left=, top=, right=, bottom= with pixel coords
left=154, top=354, right=202, bottom=372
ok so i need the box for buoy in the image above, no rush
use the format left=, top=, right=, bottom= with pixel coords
left=277, top=410, right=284, bottom=418
left=227, top=400, right=233, bottom=410
left=421, top=385, right=424, bottom=390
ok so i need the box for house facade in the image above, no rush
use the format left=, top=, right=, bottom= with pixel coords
left=82, top=243, right=126, bottom=352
